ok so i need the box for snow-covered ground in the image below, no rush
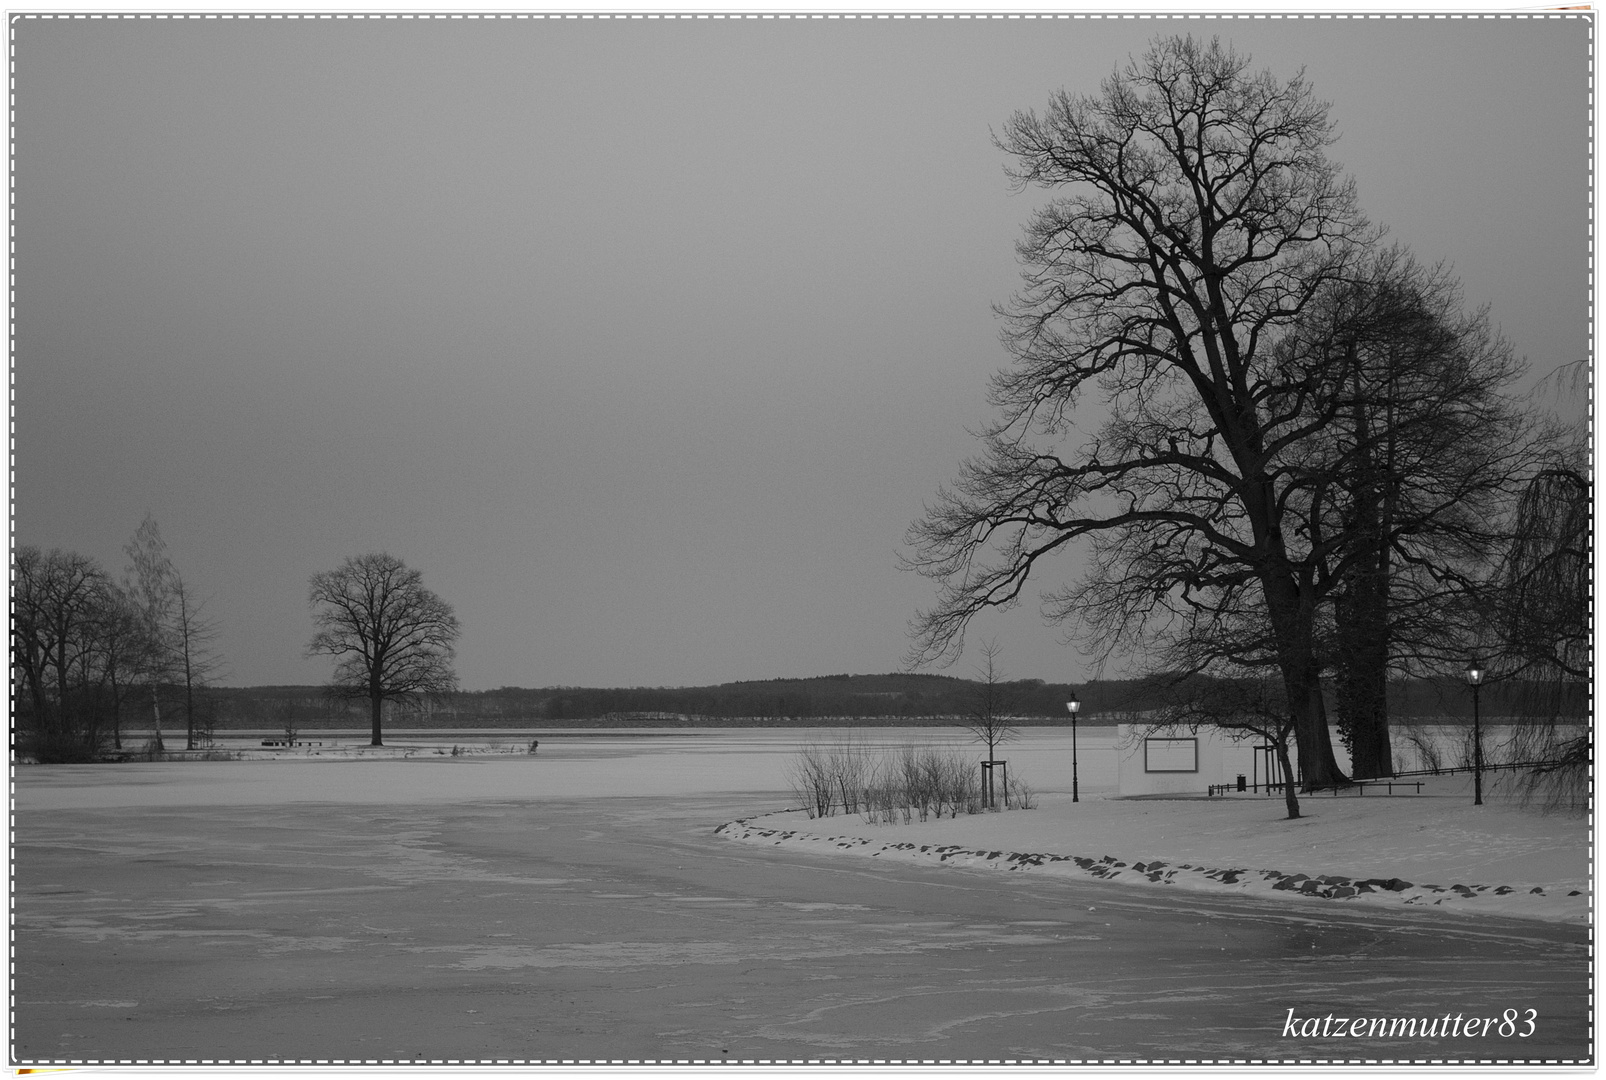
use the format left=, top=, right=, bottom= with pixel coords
left=720, top=775, right=1589, bottom=925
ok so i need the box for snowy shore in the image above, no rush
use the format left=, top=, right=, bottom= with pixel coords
left=719, top=777, right=1590, bottom=924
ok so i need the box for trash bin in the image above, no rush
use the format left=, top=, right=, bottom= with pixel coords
left=1236, top=774, right=1247, bottom=792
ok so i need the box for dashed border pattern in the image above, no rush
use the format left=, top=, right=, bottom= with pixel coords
left=7, top=7, right=1594, bottom=1068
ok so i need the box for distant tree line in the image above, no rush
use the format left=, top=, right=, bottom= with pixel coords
left=194, top=672, right=1561, bottom=731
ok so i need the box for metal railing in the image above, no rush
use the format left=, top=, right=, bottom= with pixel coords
left=1207, top=758, right=1557, bottom=797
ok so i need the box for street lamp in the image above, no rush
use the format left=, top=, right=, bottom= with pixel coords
left=1066, top=694, right=1081, bottom=803
left=1465, top=659, right=1484, bottom=806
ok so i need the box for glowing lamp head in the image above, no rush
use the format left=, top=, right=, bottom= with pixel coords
left=1465, top=661, right=1485, bottom=687
left=1066, top=695, right=1080, bottom=716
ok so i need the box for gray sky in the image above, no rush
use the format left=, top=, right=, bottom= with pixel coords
left=14, top=14, right=1589, bottom=689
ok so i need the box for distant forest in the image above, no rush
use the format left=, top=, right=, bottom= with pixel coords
left=203, top=672, right=1566, bottom=730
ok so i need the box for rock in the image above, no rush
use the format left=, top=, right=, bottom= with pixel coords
left=1383, top=878, right=1412, bottom=892
left=1329, top=885, right=1357, bottom=899
left=1531, top=887, right=1544, bottom=894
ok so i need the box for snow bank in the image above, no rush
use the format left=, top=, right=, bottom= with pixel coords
left=718, top=780, right=1589, bottom=924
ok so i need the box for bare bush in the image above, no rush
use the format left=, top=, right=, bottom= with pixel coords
left=1396, top=723, right=1443, bottom=773
left=787, top=743, right=835, bottom=818
left=796, top=742, right=1003, bottom=824
left=1006, top=775, right=1036, bottom=810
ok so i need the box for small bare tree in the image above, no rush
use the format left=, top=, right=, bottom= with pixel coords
left=963, top=640, right=1018, bottom=808
left=1155, top=674, right=1302, bottom=820
left=275, top=696, right=311, bottom=745
left=169, top=574, right=223, bottom=749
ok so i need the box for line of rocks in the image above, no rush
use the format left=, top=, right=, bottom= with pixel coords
left=714, top=817, right=1571, bottom=908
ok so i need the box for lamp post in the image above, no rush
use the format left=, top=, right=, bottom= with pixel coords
left=1465, top=660, right=1484, bottom=806
left=1066, top=694, right=1081, bottom=803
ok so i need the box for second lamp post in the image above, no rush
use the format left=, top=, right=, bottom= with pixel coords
left=1466, top=660, right=1485, bottom=806
left=1066, top=694, right=1081, bottom=802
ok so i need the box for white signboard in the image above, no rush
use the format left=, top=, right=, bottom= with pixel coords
left=1144, top=737, right=1198, bottom=773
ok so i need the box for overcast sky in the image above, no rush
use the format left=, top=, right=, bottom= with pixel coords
left=14, top=14, right=1589, bottom=690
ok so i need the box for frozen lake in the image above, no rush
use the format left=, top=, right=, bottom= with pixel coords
left=24, top=727, right=1130, bottom=811
left=13, top=728, right=1591, bottom=1065
left=42, top=722, right=1531, bottom=811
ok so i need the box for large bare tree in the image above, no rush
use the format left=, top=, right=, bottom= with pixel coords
left=307, top=553, right=460, bottom=747
left=1270, top=251, right=1546, bottom=778
left=906, top=36, right=1372, bottom=787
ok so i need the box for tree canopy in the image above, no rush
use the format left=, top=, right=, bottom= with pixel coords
left=905, top=36, right=1559, bottom=792
left=307, top=552, right=460, bottom=747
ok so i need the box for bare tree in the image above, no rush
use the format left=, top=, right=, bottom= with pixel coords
left=94, top=581, right=155, bottom=752
left=906, top=36, right=1371, bottom=788
left=1490, top=434, right=1589, bottom=810
left=123, top=514, right=179, bottom=752
left=13, top=547, right=121, bottom=761
left=906, top=36, right=1545, bottom=791
left=168, top=573, right=224, bottom=749
left=962, top=640, right=1018, bottom=808
left=1268, top=250, right=1547, bottom=777
left=120, top=515, right=226, bottom=750
left=275, top=696, right=309, bottom=745
left=307, top=553, right=460, bottom=747
left=1156, top=673, right=1303, bottom=820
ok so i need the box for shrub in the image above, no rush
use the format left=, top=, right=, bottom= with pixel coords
left=790, top=741, right=1021, bottom=822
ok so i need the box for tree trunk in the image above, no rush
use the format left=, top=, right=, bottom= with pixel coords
left=1334, top=395, right=1394, bottom=779
left=369, top=692, right=384, bottom=747
left=1261, top=572, right=1349, bottom=789
left=1335, top=577, right=1392, bottom=779
left=1274, top=737, right=1301, bottom=819
left=150, top=689, right=164, bottom=754
left=110, top=670, right=122, bottom=750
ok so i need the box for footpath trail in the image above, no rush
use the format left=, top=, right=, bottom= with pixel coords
left=12, top=788, right=1589, bottom=1065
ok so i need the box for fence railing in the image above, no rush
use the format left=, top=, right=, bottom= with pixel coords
left=1207, top=758, right=1557, bottom=797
